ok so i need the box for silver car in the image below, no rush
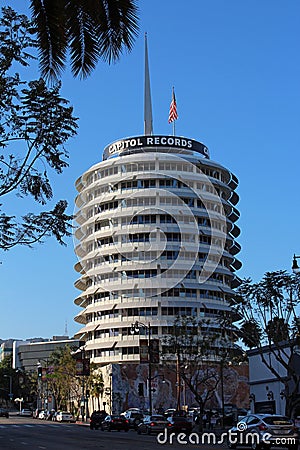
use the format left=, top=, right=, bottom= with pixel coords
left=228, top=414, right=299, bottom=450
left=137, top=415, right=169, bottom=435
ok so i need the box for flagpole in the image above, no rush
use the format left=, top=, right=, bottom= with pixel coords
left=168, top=86, right=178, bottom=136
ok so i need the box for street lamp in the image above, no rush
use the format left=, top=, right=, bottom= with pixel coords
left=280, top=390, right=287, bottom=400
left=130, top=321, right=152, bottom=415
left=249, top=393, right=256, bottom=402
left=292, top=254, right=300, bottom=274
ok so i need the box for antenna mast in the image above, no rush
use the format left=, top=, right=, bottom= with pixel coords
left=144, top=33, right=153, bottom=135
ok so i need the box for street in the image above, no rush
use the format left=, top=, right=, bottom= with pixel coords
left=0, top=415, right=228, bottom=450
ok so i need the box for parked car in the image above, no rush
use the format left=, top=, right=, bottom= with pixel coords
left=56, top=411, right=75, bottom=423
left=137, top=415, right=169, bottom=435
left=0, top=408, right=9, bottom=418
left=163, top=408, right=176, bottom=419
left=90, top=410, right=107, bottom=430
left=123, top=410, right=144, bottom=428
left=101, top=415, right=130, bottom=432
left=20, top=409, right=32, bottom=417
left=227, top=414, right=299, bottom=450
left=38, top=410, right=47, bottom=420
left=166, top=416, right=193, bottom=435
left=33, top=408, right=42, bottom=419
left=51, top=411, right=58, bottom=421
left=45, top=410, right=56, bottom=421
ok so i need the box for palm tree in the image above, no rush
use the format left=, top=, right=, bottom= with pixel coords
left=89, top=370, right=104, bottom=411
left=30, top=0, right=139, bottom=80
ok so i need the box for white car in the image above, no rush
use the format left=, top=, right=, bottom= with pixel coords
left=38, top=410, right=47, bottom=419
left=20, top=409, right=32, bottom=417
left=56, top=411, right=75, bottom=423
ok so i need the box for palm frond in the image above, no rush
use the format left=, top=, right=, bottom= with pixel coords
left=30, top=0, right=139, bottom=79
left=30, top=0, right=69, bottom=81
left=97, top=0, right=139, bottom=63
left=66, top=0, right=101, bottom=78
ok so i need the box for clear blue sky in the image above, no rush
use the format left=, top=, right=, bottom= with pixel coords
left=1, top=0, right=300, bottom=340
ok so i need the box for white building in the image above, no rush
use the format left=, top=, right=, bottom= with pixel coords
left=73, top=134, right=241, bottom=366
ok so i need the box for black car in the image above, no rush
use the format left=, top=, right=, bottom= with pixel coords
left=0, top=408, right=9, bottom=418
left=90, top=411, right=107, bottom=430
left=166, top=416, right=193, bottom=435
left=101, top=415, right=130, bottom=432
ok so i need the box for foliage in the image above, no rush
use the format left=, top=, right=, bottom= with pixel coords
left=30, top=0, right=140, bottom=80
left=0, top=7, right=78, bottom=251
left=0, top=355, right=35, bottom=406
left=0, top=354, right=12, bottom=371
left=231, top=271, right=300, bottom=414
left=88, top=364, right=104, bottom=411
left=45, top=346, right=81, bottom=411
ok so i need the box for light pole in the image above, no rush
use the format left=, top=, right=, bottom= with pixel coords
left=130, top=321, right=152, bottom=415
left=109, top=372, right=112, bottom=414
left=292, top=254, right=300, bottom=274
left=220, top=360, right=225, bottom=427
left=37, top=359, right=49, bottom=411
left=4, top=375, right=13, bottom=402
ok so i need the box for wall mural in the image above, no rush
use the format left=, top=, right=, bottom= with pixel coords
left=99, top=363, right=249, bottom=414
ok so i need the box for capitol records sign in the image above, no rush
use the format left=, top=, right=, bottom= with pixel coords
left=103, top=135, right=209, bottom=160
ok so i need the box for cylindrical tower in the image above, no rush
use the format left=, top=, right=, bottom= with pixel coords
left=73, top=135, right=241, bottom=365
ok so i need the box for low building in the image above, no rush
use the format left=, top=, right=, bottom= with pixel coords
left=247, top=344, right=300, bottom=417
left=13, top=337, right=81, bottom=372
left=0, top=339, right=14, bottom=362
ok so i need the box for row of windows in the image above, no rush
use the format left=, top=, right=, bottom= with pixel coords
left=88, top=234, right=228, bottom=253
left=130, top=215, right=157, bottom=225
left=161, top=307, right=197, bottom=316
left=161, top=288, right=197, bottom=298
left=124, top=307, right=158, bottom=317
left=87, top=327, right=160, bottom=341
left=87, top=323, right=231, bottom=344
left=96, top=201, right=118, bottom=213
left=87, top=178, right=228, bottom=201
left=86, top=307, right=159, bottom=322
left=95, top=347, right=139, bottom=357
left=117, top=232, right=198, bottom=243
left=124, top=269, right=158, bottom=279
left=89, top=196, right=224, bottom=218
left=85, top=305, right=229, bottom=328
left=85, top=169, right=231, bottom=208
left=85, top=161, right=228, bottom=188
left=95, top=328, right=120, bottom=338
left=124, top=197, right=156, bottom=207
left=83, top=282, right=230, bottom=306
left=120, top=179, right=156, bottom=190
left=90, top=215, right=225, bottom=235
left=119, top=214, right=204, bottom=226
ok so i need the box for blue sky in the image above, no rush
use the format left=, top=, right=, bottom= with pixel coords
left=1, top=0, right=300, bottom=340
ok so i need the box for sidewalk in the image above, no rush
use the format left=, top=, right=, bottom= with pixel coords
left=76, top=420, right=90, bottom=426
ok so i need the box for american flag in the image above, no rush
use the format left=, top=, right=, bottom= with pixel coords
left=168, top=87, right=178, bottom=123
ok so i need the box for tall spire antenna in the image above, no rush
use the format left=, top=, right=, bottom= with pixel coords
left=144, top=32, right=153, bottom=135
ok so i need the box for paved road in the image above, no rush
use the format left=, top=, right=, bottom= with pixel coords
left=0, top=415, right=225, bottom=450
